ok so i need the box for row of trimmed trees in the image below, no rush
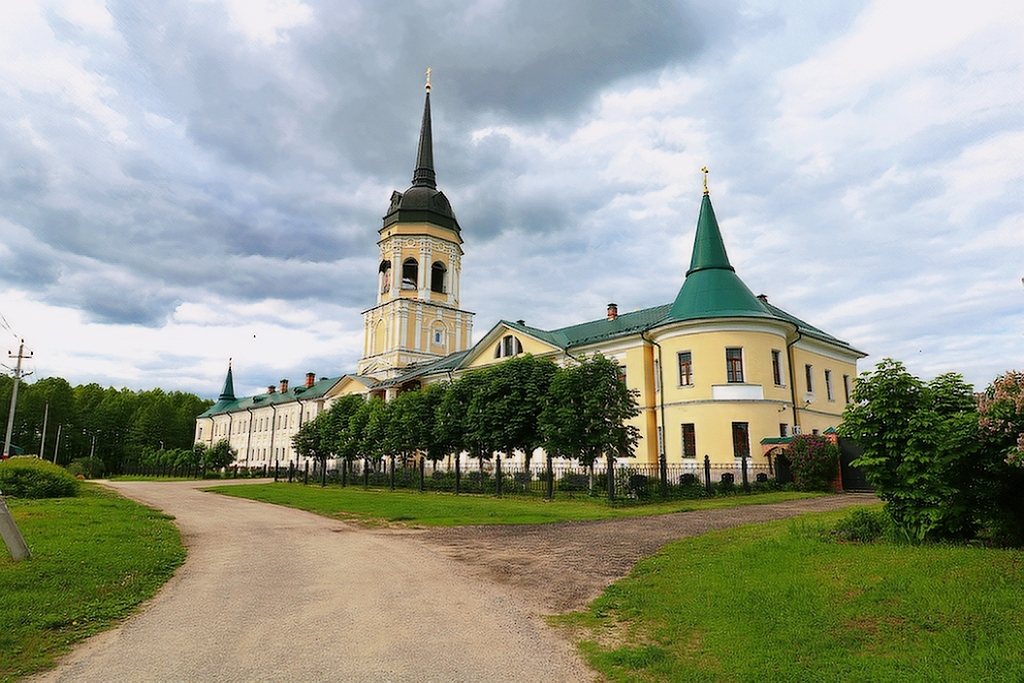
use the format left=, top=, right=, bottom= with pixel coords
left=840, top=360, right=1024, bottom=545
left=292, top=354, right=641, bottom=474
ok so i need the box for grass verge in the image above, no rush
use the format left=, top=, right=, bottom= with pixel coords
left=207, top=482, right=821, bottom=527
left=553, top=507, right=1024, bottom=682
left=0, top=485, right=186, bottom=682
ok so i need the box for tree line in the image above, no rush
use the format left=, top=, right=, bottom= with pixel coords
left=841, top=360, right=1024, bottom=545
left=0, top=374, right=212, bottom=474
left=292, top=353, right=641, bottom=473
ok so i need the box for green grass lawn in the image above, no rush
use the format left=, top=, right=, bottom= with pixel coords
left=207, top=482, right=822, bottom=527
left=0, top=485, right=186, bottom=682
left=554, top=507, right=1024, bottom=682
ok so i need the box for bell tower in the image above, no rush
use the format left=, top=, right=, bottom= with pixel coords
left=358, top=74, right=474, bottom=379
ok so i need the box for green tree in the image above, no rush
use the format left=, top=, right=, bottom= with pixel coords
left=540, top=354, right=641, bottom=470
left=204, top=439, right=236, bottom=470
left=840, top=360, right=985, bottom=542
left=471, top=355, right=557, bottom=468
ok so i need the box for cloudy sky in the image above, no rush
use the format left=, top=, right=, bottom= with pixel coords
left=1, top=0, right=1021, bottom=398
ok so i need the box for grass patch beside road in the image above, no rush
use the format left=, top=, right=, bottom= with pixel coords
left=0, top=485, right=185, bottom=682
left=554, top=507, right=1024, bottom=682
left=207, top=482, right=821, bottom=526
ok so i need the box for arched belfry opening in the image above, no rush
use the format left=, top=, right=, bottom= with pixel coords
left=379, top=260, right=391, bottom=294
left=431, top=261, right=446, bottom=293
left=402, top=258, right=418, bottom=290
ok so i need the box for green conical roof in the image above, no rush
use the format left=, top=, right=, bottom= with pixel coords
left=667, top=192, right=772, bottom=322
left=218, top=362, right=236, bottom=402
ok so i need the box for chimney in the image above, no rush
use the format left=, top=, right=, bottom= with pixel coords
left=516, top=319, right=525, bottom=326
left=607, top=303, right=618, bottom=320
left=280, top=379, right=289, bottom=394
left=757, top=294, right=769, bottom=304
left=306, top=372, right=316, bottom=388
left=267, top=385, right=276, bottom=394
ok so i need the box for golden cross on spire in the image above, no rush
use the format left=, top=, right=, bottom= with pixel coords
left=425, top=67, right=432, bottom=91
left=701, top=166, right=709, bottom=195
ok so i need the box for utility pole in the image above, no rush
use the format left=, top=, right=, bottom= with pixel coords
left=1, top=339, right=31, bottom=560
left=53, top=423, right=63, bottom=464
left=39, top=402, right=49, bottom=460
left=3, top=339, right=32, bottom=459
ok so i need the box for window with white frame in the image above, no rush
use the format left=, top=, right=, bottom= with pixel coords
left=678, top=351, right=693, bottom=386
left=726, top=348, right=744, bottom=383
left=825, top=369, right=834, bottom=401
left=771, top=349, right=784, bottom=386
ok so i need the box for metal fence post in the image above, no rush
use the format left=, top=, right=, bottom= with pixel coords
left=419, top=456, right=425, bottom=493
left=454, top=454, right=461, bottom=494
left=495, top=454, right=502, bottom=497
left=321, top=458, right=328, bottom=487
left=390, top=454, right=396, bottom=491
left=704, top=454, right=712, bottom=494
left=363, top=458, right=369, bottom=488
left=741, top=453, right=749, bottom=492
left=545, top=453, right=554, bottom=500
left=606, top=453, right=615, bottom=502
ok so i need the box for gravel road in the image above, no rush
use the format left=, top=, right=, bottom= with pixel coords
left=30, top=482, right=875, bottom=682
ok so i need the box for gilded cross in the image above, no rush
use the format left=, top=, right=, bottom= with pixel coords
left=701, top=166, right=709, bottom=195
left=425, top=67, right=432, bottom=91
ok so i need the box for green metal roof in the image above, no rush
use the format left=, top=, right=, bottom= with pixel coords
left=668, top=193, right=774, bottom=323
left=199, top=375, right=344, bottom=418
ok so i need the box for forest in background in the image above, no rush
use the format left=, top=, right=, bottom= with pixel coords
left=0, top=374, right=212, bottom=474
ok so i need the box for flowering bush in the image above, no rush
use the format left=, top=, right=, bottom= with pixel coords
left=978, top=370, right=1024, bottom=467
left=784, top=434, right=839, bottom=491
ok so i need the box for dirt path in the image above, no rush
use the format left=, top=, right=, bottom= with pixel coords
left=31, top=484, right=875, bottom=682
left=410, top=493, right=878, bottom=613
left=30, top=480, right=591, bottom=683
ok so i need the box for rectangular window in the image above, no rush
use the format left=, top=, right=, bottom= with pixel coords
left=732, top=422, right=750, bottom=459
left=805, top=364, right=814, bottom=393
left=678, top=351, right=693, bottom=386
left=843, top=374, right=851, bottom=404
left=618, top=365, right=627, bottom=386
left=825, top=369, right=834, bottom=401
left=780, top=423, right=789, bottom=438
left=681, top=423, right=696, bottom=459
left=726, top=348, right=744, bottom=383
left=771, top=349, right=784, bottom=386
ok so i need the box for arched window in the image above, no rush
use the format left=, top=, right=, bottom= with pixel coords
left=402, top=258, right=418, bottom=290
left=431, top=261, right=447, bottom=293
left=494, top=334, right=524, bottom=358
left=378, top=260, right=391, bottom=293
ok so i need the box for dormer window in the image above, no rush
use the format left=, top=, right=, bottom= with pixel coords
left=431, top=261, right=447, bottom=293
left=402, top=258, right=418, bottom=290
left=494, top=334, right=523, bottom=358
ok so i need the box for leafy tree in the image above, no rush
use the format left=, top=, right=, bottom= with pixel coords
left=471, top=355, right=557, bottom=468
left=292, top=416, right=331, bottom=470
left=540, top=353, right=641, bottom=471
left=204, top=439, right=236, bottom=470
left=840, top=360, right=985, bottom=542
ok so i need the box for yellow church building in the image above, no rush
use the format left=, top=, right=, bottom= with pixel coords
left=196, top=83, right=865, bottom=471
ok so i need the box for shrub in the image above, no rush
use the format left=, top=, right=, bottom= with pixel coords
left=65, top=456, right=106, bottom=479
left=829, top=508, right=888, bottom=543
left=785, top=435, right=839, bottom=491
left=0, top=457, right=81, bottom=498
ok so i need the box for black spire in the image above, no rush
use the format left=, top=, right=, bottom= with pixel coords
left=411, top=90, right=436, bottom=189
